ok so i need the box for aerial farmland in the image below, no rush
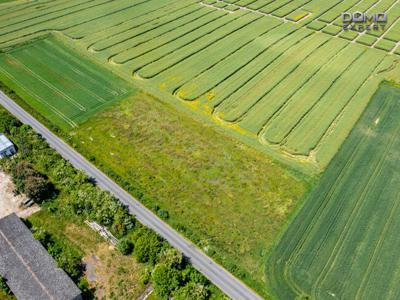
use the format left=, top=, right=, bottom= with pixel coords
left=0, top=0, right=400, bottom=299
left=267, top=85, right=400, bottom=300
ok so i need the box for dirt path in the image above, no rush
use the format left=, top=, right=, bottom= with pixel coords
left=0, top=171, right=40, bottom=218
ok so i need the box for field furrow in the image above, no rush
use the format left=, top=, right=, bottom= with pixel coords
left=261, top=43, right=364, bottom=144
left=216, top=33, right=329, bottom=124
left=283, top=48, right=386, bottom=156
left=235, top=38, right=350, bottom=136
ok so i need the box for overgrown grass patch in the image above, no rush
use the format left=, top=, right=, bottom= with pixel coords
left=71, top=92, right=310, bottom=297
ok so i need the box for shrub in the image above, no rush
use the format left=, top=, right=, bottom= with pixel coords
left=0, top=276, right=11, bottom=295
left=152, top=264, right=182, bottom=299
left=24, top=175, right=51, bottom=201
left=182, top=265, right=208, bottom=285
left=159, top=248, right=183, bottom=269
left=117, top=238, right=134, bottom=255
left=157, top=209, right=169, bottom=220
left=11, top=161, right=52, bottom=202
left=173, top=282, right=209, bottom=300
left=32, top=227, right=83, bottom=281
left=134, top=229, right=163, bottom=265
left=139, top=267, right=152, bottom=285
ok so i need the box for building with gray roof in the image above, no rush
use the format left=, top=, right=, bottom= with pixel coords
left=0, top=213, right=82, bottom=300
left=0, top=134, right=16, bottom=158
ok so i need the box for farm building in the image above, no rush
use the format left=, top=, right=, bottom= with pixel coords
left=0, top=134, right=15, bottom=158
left=0, top=213, right=82, bottom=300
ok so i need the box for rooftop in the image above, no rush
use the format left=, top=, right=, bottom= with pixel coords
left=0, top=134, right=13, bottom=151
left=0, top=214, right=82, bottom=300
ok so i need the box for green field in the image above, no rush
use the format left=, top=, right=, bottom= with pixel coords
left=205, top=0, right=400, bottom=47
left=0, top=0, right=399, bottom=172
left=0, top=37, right=132, bottom=129
left=1, top=1, right=400, bottom=299
left=266, top=84, right=400, bottom=300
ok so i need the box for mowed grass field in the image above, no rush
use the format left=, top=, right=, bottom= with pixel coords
left=266, top=84, right=400, bottom=300
left=0, top=0, right=399, bottom=172
left=0, top=37, right=132, bottom=129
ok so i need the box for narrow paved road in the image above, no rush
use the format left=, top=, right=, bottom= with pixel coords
left=0, top=91, right=264, bottom=300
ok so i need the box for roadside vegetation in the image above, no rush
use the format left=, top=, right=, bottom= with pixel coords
left=0, top=276, right=14, bottom=300
left=0, top=107, right=225, bottom=300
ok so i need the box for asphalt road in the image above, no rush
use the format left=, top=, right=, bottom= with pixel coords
left=0, top=91, right=264, bottom=300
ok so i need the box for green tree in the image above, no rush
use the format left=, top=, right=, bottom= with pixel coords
left=182, top=265, right=208, bottom=285
left=0, top=276, right=11, bottom=295
left=134, top=230, right=163, bottom=264
left=173, top=282, right=209, bottom=300
left=159, top=248, right=183, bottom=269
left=0, top=111, right=21, bottom=134
left=55, top=247, right=83, bottom=281
left=24, top=175, right=51, bottom=201
left=11, top=161, right=51, bottom=201
left=32, top=227, right=52, bottom=247
left=117, top=238, right=134, bottom=255
left=152, top=264, right=182, bottom=299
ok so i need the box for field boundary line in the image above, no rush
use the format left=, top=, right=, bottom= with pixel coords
left=135, top=11, right=256, bottom=79
left=257, top=39, right=352, bottom=144
left=306, top=53, right=388, bottom=159
left=354, top=187, right=400, bottom=299
left=96, top=3, right=205, bottom=53
left=82, top=0, right=189, bottom=47
left=107, top=7, right=219, bottom=64
left=275, top=45, right=366, bottom=152
left=209, top=29, right=314, bottom=114
left=172, top=17, right=283, bottom=98
left=0, top=0, right=112, bottom=38
left=35, top=45, right=109, bottom=104
left=282, top=110, right=381, bottom=295
left=176, top=22, right=296, bottom=101
left=201, top=0, right=312, bottom=24
left=215, top=33, right=330, bottom=124
left=62, top=0, right=166, bottom=39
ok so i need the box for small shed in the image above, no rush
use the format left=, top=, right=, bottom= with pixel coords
left=0, top=134, right=16, bottom=158
left=0, top=213, right=82, bottom=300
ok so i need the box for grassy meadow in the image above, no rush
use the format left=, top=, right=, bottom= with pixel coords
left=71, top=92, right=309, bottom=297
left=267, top=84, right=400, bottom=300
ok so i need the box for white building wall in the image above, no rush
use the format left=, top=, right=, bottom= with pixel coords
left=0, top=145, right=16, bottom=158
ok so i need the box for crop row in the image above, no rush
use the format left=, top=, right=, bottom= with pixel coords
left=0, top=37, right=131, bottom=128
left=210, top=0, right=400, bottom=54
left=266, top=85, right=400, bottom=299
left=146, top=16, right=278, bottom=93
left=1, top=0, right=399, bottom=170
left=215, top=33, right=331, bottom=124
